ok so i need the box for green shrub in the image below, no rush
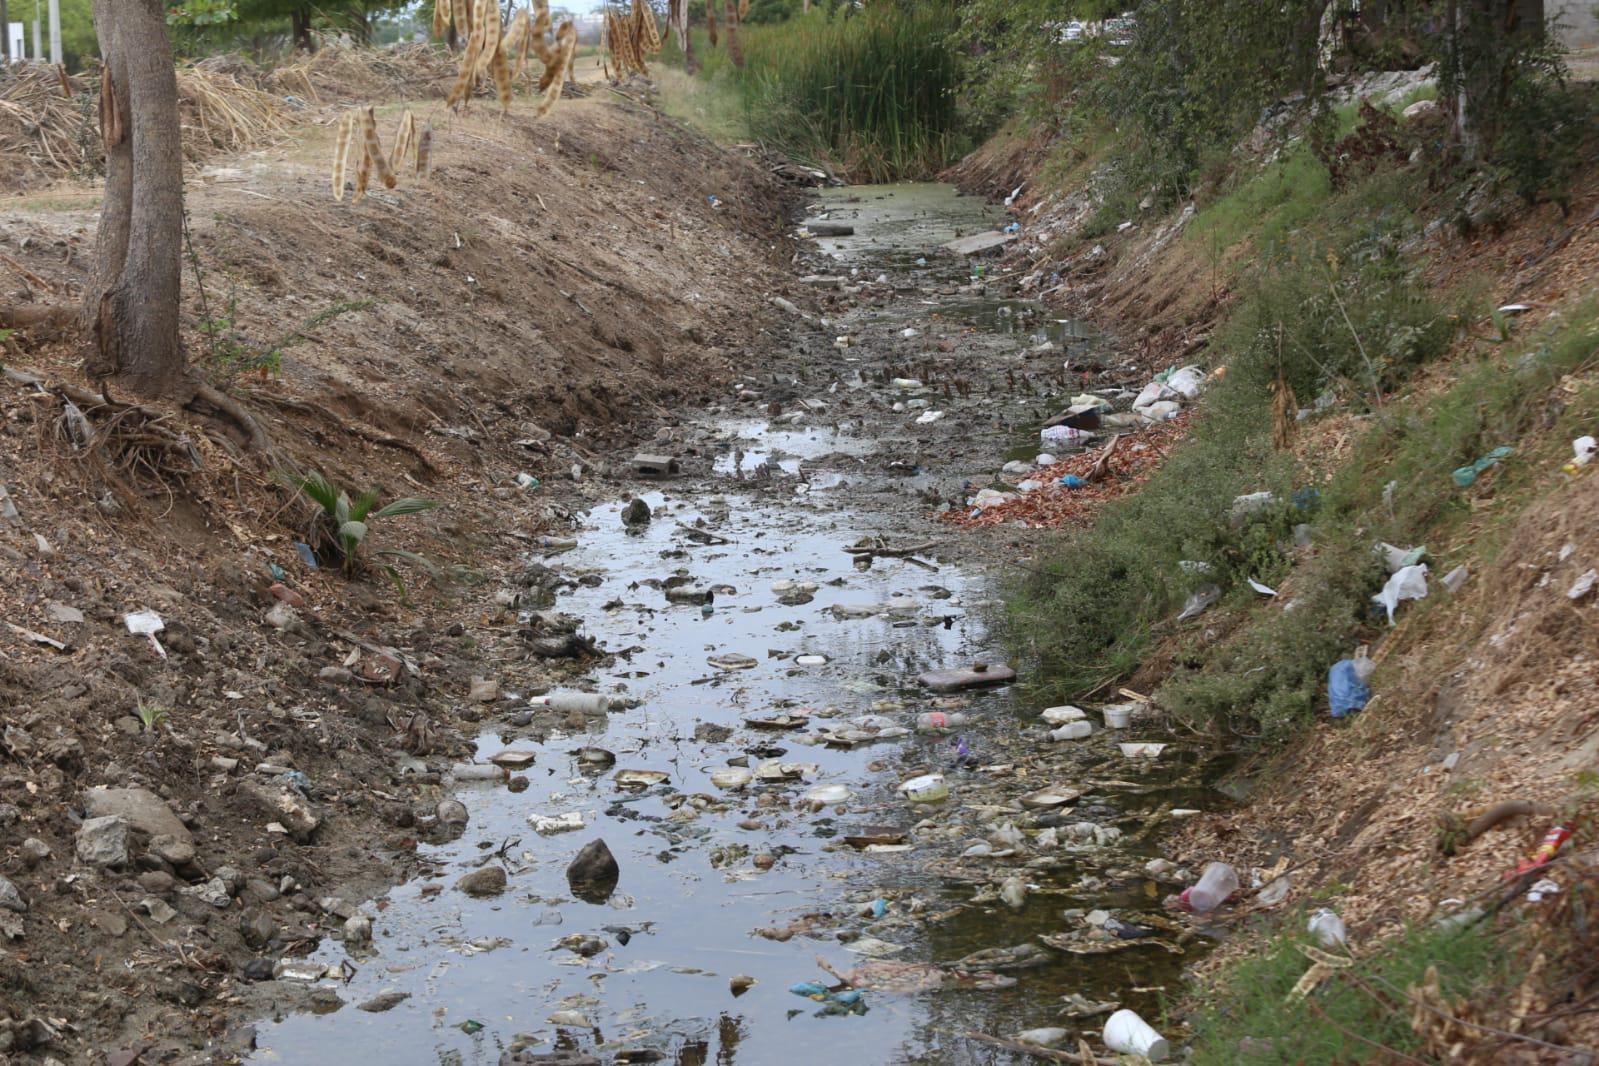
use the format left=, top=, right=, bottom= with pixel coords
left=1189, top=915, right=1516, bottom=1066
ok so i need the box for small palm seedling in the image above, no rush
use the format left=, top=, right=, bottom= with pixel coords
left=136, top=701, right=170, bottom=733
left=285, top=471, right=439, bottom=596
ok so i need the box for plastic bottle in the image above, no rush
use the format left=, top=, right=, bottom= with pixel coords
left=1183, top=861, right=1239, bottom=913
left=916, top=711, right=968, bottom=734
left=530, top=692, right=610, bottom=714
left=1049, top=721, right=1092, bottom=741
left=538, top=535, right=577, bottom=551
left=1103, top=1010, right=1169, bottom=1061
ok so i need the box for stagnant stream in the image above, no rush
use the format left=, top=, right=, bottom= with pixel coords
left=248, top=185, right=1218, bottom=1066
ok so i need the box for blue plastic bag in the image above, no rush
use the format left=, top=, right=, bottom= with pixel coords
left=1327, top=659, right=1371, bottom=718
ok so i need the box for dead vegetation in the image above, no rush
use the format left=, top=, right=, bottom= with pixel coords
left=604, top=0, right=665, bottom=79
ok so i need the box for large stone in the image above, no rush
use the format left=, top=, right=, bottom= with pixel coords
left=149, top=834, right=197, bottom=869
left=565, top=839, right=619, bottom=903
left=84, top=787, right=191, bottom=843
left=456, top=866, right=507, bottom=897
left=0, top=875, right=26, bottom=913
left=76, top=815, right=131, bottom=867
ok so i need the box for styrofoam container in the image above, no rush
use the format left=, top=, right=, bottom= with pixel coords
left=1041, top=705, right=1087, bottom=724
left=899, top=773, right=949, bottom=803
left=1104, top=1009, right=1169, bottom=1061
left=1119, top=742, right=1167, bottom=758
left=1102, top=704, right=1134, bottom=729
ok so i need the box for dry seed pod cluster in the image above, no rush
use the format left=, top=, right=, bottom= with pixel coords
left=331, top=107, right=429, bottom=203
left=441, top=0, right=575, bottom=115
left=603, top=0, right=663, bottom=79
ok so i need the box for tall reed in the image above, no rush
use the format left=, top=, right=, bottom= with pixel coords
left=676, top=7, right=960, bottom=183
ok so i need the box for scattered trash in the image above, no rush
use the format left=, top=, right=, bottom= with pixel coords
left=529, top=812, right=587, bottom=835
left=1513, top=824, right=1572, bottom=875
left=614, top=770, right=669, bottom=789
left=1102, top=704, right=1134, bottom=729
left=1327, top=651, right=1375, bottom=718
left=899, top=774, right=949, bottom=803
left=1373, top=563, right=1429, bottom=624
left=1441, top=565, right=1469, bottom=594
left=531, top=692, right=611, bottom=714
left=802, top=783, right=851, bottom=808
left=1118, top=742, right=1166, bottom=759
left=1565, top=436, right=1596, bottom=473
left=1103, top=1009, right=1170, bottom=1061
left=632, top=453, right=682, bottom=478
left=1050, top=721, right=1093, bottom=741
left=915, top=711, right=968, bottom=734
left=1177, top=584, right=1221, bottom=621
left=1527, top=878, right=1561, bottom=903
left=1375, top=542, right=1427, bottom=572
left=1568, top=570, right=1596, bottom=601
left=1230, top=491, right=1277, bottom=521
left=710, top=767, right=753, bottom=790
left=1248, top=578, right=1278, bottom=596
left=1452, top=446, right=1513, bottom=487
left=1180, top=862, right=1239, bottom=914
left=918, top=664, right=1016, bottom=692
left=708, top=652, right=759, bottom=671
left=1308, top=908, right=1347, bottom=948
left=123, top=609, right=167, bottom=659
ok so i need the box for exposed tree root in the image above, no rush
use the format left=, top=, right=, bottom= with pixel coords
left=187, top=380, right=275, bottom=458
left=246, top=389, right=440, bottom=476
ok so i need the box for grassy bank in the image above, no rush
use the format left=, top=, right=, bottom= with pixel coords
left=660, top=7, right=962, bottom=182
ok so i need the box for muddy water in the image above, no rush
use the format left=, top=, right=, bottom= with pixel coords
left=249, top=186, right=1214, bottom=1066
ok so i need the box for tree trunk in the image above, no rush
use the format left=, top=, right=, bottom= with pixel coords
left=724, top=0, right=742, bottom=67
left=87, top=0, right=185, bottom=397
left=291, top=5, right=314, bottom=52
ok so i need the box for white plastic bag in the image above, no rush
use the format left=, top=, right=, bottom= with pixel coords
left=1166, top=365, right=1207, bottom=398
left=1373, top=563, right=1429, bottom=625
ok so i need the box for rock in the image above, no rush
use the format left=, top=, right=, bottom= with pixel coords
left=241, top=958, right=275, bottom=982
left=19, top=838, right=50, bottom=866
left=243, top=877, right=281, bottom=903
left=358, top=991, right=410, bottom=1013
left=344, top=914, right=372, bottom=945
left=436, top=798, right=469, bottom=826
left=1000, top=876, right=1027, bottom=911
left=240, top=911, right=276, bottom=949
left=730, top=975, right=756, bottom=996
left=84, top=786, right=191, bottom=843
left=566, top=839, right=619, bottom=903
left=138, top=870, right=178, bottom=894
left=1402, top=98, right=1438, bottom=120
left=0, top=803, right=19, bottom=828
left=238, top=782, right=320, bottom=842
left=76, top=815, right=131, bottom=867
left=149, top=834, right=196, bottom=868
left=456, top=866, right=507, bottom=897
left=318, top=666, right=354, bottom=684
left=0, top=876, right=26, bottom=913
left=621, top=498, right=651, bottom=526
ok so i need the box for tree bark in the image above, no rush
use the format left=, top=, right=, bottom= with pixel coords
left=291, top=5, right=314, bottom=52
left=86, top=0, right=185, bottom=398
left=724, top=0, right=742, bottom=67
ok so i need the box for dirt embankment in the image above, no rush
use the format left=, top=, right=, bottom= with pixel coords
left=950, top=87, right=1599, bottom=1045
left=0, top=70, right=790, bottom=1059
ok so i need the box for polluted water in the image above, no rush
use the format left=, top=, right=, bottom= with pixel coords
left=247, top=184, right=1224, bottom=1066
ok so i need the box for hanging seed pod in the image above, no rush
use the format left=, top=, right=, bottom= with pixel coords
left=415, top=122, right=433, bottom=178
left=331, top=110, right=354, bottom=200
left=360, top=107, right=397, bottom=190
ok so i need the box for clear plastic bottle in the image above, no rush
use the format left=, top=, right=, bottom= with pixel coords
left=916, top=711, right=968, bottom=734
